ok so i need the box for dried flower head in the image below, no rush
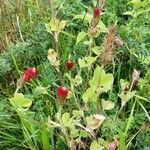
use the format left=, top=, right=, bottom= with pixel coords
left=132, top=69, right=140, bottom=85
left=115, top=36, right=124, bottom=46
left=100, top=25, right=116, bottom=64
left=88, top=114, right=105, bottom=130
left=47, top=49, right=60, bottom=72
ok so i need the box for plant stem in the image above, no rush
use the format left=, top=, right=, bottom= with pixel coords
left=10, top=49, right=20, bottom=76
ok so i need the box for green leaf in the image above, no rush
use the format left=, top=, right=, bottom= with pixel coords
left=90, top=140, right=104, bottom=150
left=78, top=56, right=97, bottom=68
left=101, top=99, right=115, bottom=110
left=62, top=113, right=70, bottom=124
left=118, top=131, right=126, bottom=150
left=76, top=31, right=87, bottom=44
left=41, top=121, right=51, bottom=150
left=72, top=110, right=83, bottom=118
left=97, top=21, right=108, bottom=33
left=66, top=91, right=73, bottom=99
left=89, top=66, right=113, bottom=93
left=49, top=17, right=59, bottom=31
left=58, top=20, right=67, bottom=31
left=9, top=93, right=32, bottom=110
left=92, top=46, right=101, bottom=55
left=45, top=23, right=52, bottom=34
left=80, top=130, right=88, bottom=138
left=82, top=88, right=97, bottom=103
left=73, top=13, right=92, bottom=23
left=119, top=91, right=136, bottom=107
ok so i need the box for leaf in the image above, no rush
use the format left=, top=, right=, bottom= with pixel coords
left=101, top=99, right=115, bottom=110
left=73, top=13, right=92, bottom=23
left=119, top=91, right=136, bottom=107
left=87, top=114, right=106, bottom=130
left=45, top=23, right=52, bottom=34
left=41, top=121, right=51, bottom=150
left=92, top=46, right=101, bottom=55
left=118, top=131, right=126, bottom=150
left=49, top=17, right=59, bottom=31
left=78, top=56, right=97, bottom=68
left=49, top=17, right=67, bottom=32
left=82, top=88, right=97, bottom=103
left=58, top=20, right=67, bottom=31
left=80, top=130, right=88, bottom=138
left=9, top=93, right=32, bottom=110
left=89, top=66, right=113, bottom=93
left=90, top=140, right=104, bottom=150
left=72, top=110, right=83, bottom=118
left=74, top=74, right=82, bottom=87
left=62, top=113, right=70, bottom=124
left=97, top=21, right=108, bottom=33
left=66, top=91, right=73, bottom=99
left=76, top=31, right=87, bottom=44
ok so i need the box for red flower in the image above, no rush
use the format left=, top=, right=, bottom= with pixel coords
left=93, top=7, right=101, bottom=18
left=22, top=67, right=39, bottom=82
left=57, top=86, right=68, bottom=101
left=65, top=60, right=74, bottom=70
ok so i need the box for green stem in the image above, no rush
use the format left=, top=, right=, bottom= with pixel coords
left=11, top=49, right=20, bottom=76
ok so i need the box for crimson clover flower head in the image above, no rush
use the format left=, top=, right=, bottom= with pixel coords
left=65, top=60, right=74, bottom=70
left=22, top=67, right=39, bottom=82
left=57, top=86, right=68, bottom=101
left=93, top=7, right=101, bottom=18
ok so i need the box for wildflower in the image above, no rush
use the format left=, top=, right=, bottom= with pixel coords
left=65, top=60, right=74, bottom=70
left=93, top=7, right=101, bottom=18
left=57, top=86, right=68, bottom=102
left=22, top=67, right=39, bottom=82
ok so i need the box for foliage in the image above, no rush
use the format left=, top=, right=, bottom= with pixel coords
left=0, top=0, right=149, bottom=150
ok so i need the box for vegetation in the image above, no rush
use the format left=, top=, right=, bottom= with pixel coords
left=0, top=0, right=150, bottom=150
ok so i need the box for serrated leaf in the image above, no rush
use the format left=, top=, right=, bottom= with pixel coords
left=101, top=99, right=115, bottom=110
left=76, top=31, right=87, bottom=44
left=62, top=113, right=70, bottom=124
